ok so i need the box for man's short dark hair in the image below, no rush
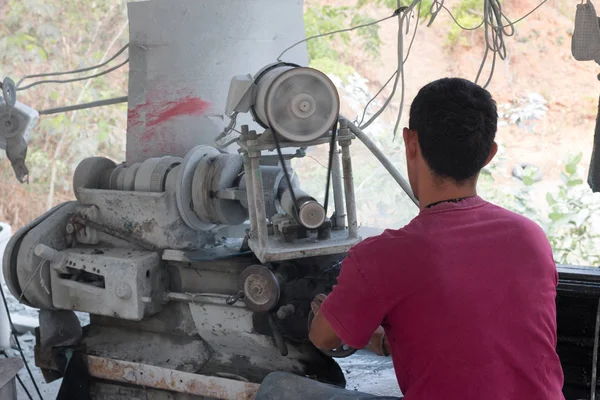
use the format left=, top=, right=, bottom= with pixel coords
left=408, top=77, right=498, bottom=183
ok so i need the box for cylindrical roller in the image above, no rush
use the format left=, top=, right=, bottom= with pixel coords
left=149, top=156, right=182, bottom=192
left=122, top=163, right=141, bottom=191
left=109, top=163, right=126, bottom=190
left=252, top=64, right=295, bottom=129
left=280, top=187, right=326, bottom=229
left=176, top=145, right=221, bottom=230
left=72, top=157, right=117, bottom=199
left=165, top=165, right=181, bottom=194
left=131, top=156, right=182, bottom=192
left=134, top=157, right=162, bottom=192
left=239, top=165, right=298, bottom=218
left=192, top=153, right=247, bottom=226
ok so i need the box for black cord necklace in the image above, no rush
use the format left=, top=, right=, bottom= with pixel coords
left=425, top=196, right=475, bottom=209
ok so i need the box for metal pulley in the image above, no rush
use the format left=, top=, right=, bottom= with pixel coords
left=279, top=187, right=326, bottom=230
left=251, top=63, right=340, bottom=143
left=307, top=310, right=357, bottom=358
left=239, top=265, right=281, bottom=312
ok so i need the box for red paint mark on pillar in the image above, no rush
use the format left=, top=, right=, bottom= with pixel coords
left=126, top=89, right=213, bottom=158
left=146, top=96, right=212, bottom=127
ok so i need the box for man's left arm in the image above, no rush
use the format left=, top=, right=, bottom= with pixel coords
left=309, top=251, right=386, bottom=351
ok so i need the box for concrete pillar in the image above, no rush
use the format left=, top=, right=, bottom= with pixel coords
left=126, top=0, right=309, bottom=164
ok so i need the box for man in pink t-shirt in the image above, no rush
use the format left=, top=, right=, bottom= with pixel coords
left=309, top=78, right=565, bottom=399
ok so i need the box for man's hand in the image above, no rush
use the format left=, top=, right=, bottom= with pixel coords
left=310, top=294, right=390, bottom=356
left=308, top=294, right=343, bottom=350
left=311, top=293, right=327, bottom=315
left=366, top=326, right=391, bottom=357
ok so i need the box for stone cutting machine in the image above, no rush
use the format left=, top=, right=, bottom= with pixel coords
left=0, top=1, right=402, bottom=398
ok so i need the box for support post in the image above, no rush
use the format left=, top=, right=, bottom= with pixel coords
left=340, top=139, right=358, bottom=239
left=248, top=130, right=269, bottom=249
left=241, top=128, right=257, bottom=237
left=331, top=140, right=346, bottom=229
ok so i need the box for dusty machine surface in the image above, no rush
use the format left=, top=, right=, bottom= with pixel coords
left=1, top=1, right=392, bottom=398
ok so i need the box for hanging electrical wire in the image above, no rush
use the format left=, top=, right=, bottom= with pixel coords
left=16, top=44, right=129, bottom=89
left=277, top=10, right=403, bottom=62
left=17, top=58, right=129, bottom=91
left=356, top=0, right=421, bottom=128
left=351, top=0, right=549, bottom=133
left=359, top=0, right=420, bottom=133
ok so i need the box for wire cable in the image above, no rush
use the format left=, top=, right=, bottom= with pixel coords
left=0, top=282, right=44, bottom=400
left=17, top=58, right=129, bottom=91
left=358, top=0, right=548, bottom=133
left=441, top=4, right=485, bottom=30
left=38, top=96, right=128, bottom=115
left=277, top=11, right=401, bottom=62
left=356, top=1, right=420, bottom=128
left=18, top=260, right=48, bottom=303
left=393, top=1, right=422, bottom=137
left=16, top=44, right=129, bottom=89
left=359, top=1, right=420, bottom=131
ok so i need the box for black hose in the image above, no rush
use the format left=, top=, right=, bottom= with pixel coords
left=323, top=119, right=339, bottom=216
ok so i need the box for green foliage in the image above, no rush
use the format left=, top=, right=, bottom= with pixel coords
left=542, top=154, right=600, bottom=266
left=303, top=4, right=384, bottom=78
left=0, top=0, right=129, bottom=195
left=447, top=0, right=484, bottom=45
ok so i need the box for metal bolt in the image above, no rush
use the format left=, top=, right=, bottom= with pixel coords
left=226, top=291, right=245, bottom=306
left=276, top=304, right=295, bottom=320
left=115, top=283, right=132, bottom=299
left=65, top=223, right=75, bottom=234
left=124, top=369, right=136, bottom=382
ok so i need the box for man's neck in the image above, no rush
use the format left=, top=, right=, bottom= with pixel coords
left=418, top=181, right=478, bottom=211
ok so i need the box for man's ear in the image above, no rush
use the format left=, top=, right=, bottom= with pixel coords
left=403, top=128, right=418, bottom=160
left=483, top=142, right=498, bottom=167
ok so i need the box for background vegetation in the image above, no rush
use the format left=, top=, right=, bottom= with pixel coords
left=0, top=0, right=597, bottom=266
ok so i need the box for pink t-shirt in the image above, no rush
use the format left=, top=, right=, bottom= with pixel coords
left=321, top=196, right=564, bottom=400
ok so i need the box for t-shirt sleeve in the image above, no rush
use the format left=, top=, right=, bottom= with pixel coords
left=320, top=249, right=386, bottom=349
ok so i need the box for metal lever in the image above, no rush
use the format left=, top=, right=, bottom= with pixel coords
left=226, top=291, right=245, bottom=306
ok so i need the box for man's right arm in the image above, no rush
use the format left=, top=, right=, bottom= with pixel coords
left=316, top=250, right=388, bottom=350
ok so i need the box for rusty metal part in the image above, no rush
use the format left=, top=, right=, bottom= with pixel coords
left=71, top=215, right=156, bottom=251
left=165, top=291, right=246, bottom=308
left=85, top=355, right=259, bottom=400
left=239, top=265, right=280, bottom=312
left=226, top=290, right=246, bottom=306
left=307, top=310, right=357, bottom=358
